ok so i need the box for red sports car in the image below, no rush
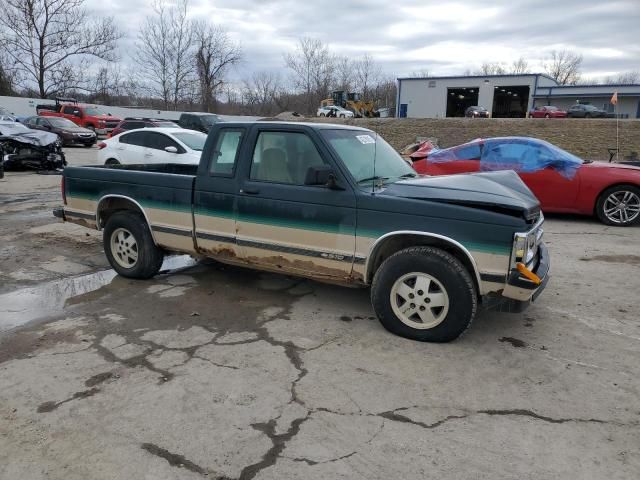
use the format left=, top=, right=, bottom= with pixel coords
left=411, top=137, right=640, bottom=226
left=528, top=106, right=567, bottom=118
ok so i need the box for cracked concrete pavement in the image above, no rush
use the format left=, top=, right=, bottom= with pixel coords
left=1, top=148, right=639, bottom=479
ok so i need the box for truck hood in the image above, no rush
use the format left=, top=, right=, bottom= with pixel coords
left=383, top=170, right=540, bottom=219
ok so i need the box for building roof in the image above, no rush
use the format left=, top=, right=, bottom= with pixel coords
left=397, top=73, right=558, bottom=83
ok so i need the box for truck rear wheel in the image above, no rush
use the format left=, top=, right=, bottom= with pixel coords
left=104, top=211, right=164, bottom=279
left=371, top=246, right=477, bottom=342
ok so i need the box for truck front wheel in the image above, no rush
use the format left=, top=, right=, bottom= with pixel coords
left=371, top=246, right=477, bottom=342
left=104, top=211, right=164, bottom=279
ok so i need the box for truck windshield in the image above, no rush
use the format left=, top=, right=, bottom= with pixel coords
left=320, top=129, right=416, bottom=186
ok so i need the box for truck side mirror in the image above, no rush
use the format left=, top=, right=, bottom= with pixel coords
left=73, top=110, right=81, bottom=117
left=304, top=165, right=342, bottom=189
left=165, top=146, right=178, bottom=153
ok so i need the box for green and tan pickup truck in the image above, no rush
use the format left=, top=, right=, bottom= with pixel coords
left=54, top=122, right=549, bottom=342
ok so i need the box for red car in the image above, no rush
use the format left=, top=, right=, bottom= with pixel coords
left=412, top=137, right=640, bottom=226
left=528, top=106, right=567, bottom=118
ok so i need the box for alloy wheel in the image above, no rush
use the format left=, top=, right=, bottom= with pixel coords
left=110, top=227, right=139, bottom=268
left=603, top=190, right=640, bottom=224
left=390, top=272, right=450, bottom=329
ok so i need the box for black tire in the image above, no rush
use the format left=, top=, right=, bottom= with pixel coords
left=319, top=113, right=325, bottom=117
left=103, top=211, right=164, bottom=279
left=371, top=246, right=477, bottom=342
left=544, top=114, right=550, bottom=119
left=595, top=184, right=640, bottom=226
left=105, top=158, right=120, bottom=166
left=585, top=113, right=592, bottom=119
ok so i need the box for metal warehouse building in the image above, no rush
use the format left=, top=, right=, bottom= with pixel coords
left=396, top=74, right=640, bottom=119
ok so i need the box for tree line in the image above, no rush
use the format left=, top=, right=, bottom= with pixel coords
left=0, top=0, right=638, bottom=116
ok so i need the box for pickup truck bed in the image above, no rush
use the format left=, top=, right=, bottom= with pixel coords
left=56, top=121, right=549, bottom=342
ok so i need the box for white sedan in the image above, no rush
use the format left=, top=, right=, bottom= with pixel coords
left=317, top=106, right=354, bottom=118
left=98, top=128, right=206, bottom=165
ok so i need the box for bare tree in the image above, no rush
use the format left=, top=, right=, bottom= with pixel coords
left=0, top=49, right=20, bottom=95
left=511, top=57, right=530, bottom=74
left=0, top=0, right=121, bottom=98
left=284, top=37, right=336, bottom=114
left=169, top=0, right=194, bottom=108
left=604, top=71, right=639, bottom=84
left=193, top=21, right=242, bottom=112
left=243, top=71, right=282, bottom=116
left=334, top=56, right=354, bottom=92
left=476, top=62, right=507, bottom=75
left=544, top=50, right=582, bottom=85
left=353, top=54, right=382, bottom=99
left=410, top=69, right=431, bottom=78
left=135, top=0, right=195, bottom=109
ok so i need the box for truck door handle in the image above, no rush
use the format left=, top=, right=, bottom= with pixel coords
left=240, top=188, right=260, bottom=195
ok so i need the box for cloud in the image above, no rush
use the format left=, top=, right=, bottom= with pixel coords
left=86, top=0, right=640, bottom=81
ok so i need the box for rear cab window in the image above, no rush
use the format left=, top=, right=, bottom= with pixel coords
left=208, top=128, right=245, bottom=176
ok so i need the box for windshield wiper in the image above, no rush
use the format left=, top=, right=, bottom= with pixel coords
left=357, top=176, right=389, bottom=184
left=398, top=173, right=418, bottom=178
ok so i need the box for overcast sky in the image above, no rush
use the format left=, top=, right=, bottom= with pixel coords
left=92, top=0, right=640, bottom=84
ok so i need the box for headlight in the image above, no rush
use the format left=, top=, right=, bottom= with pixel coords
left=513, top=226, right=543, bottom=266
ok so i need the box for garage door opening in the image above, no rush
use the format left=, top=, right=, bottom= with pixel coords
left=492, top=85, right=530, bottom=118
left=446, top=87, right=479, bottom=117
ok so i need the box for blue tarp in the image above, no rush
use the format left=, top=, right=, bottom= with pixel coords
left=427, top=137, right=583, bottom=179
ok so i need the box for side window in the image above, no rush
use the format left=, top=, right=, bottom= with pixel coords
left=209, top=129, right=244, bottom=175
left=63, top=106, right=75, bottom=115
left=454, top=143, right=481, bottom=161
left=482, top=141, right=539, bottom=170
left=250, top=131, right=326, bottom=185
left=144, top=132, right=180, bottom=151
left=120, top=132, right=145, bottom=146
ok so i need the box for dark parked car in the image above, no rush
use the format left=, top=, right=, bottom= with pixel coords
left=24, top=116, right=96, bottom=147
left=0, top=121, right=66, bottom=171
left=109, top=117, right=179, bottom=137
left=465, top=106, right=489, bottom=118
left=567, top=104, right=607, bottom=118
left=177, top=112, right=223, bottom=132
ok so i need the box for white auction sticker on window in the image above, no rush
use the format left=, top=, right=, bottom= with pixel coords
left=356, top=134, right=375, bottom=144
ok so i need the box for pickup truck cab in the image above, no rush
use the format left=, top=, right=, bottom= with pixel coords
left=37, top=98, right=121, bottom=135
left=54, top=122, right=549, bottom=342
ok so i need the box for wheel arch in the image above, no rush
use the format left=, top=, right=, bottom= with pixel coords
left=364, top=231, right=482, bottom=292
left=96, top=194, right=158, bottom=245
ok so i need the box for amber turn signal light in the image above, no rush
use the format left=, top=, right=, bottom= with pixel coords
left=516, top=263, right=542, bottom=285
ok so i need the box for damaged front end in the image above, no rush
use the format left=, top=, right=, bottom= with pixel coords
left=0, top=124, right=66, bottom=172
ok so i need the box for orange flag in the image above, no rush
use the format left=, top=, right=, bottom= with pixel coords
left=611, top=91, right=618, bottom=105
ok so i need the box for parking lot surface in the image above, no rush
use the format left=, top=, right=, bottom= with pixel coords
left=1, top=147, right=639, bottom=479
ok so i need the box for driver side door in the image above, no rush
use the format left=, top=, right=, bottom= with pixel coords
left=235, top=126, right=358, bottom=280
